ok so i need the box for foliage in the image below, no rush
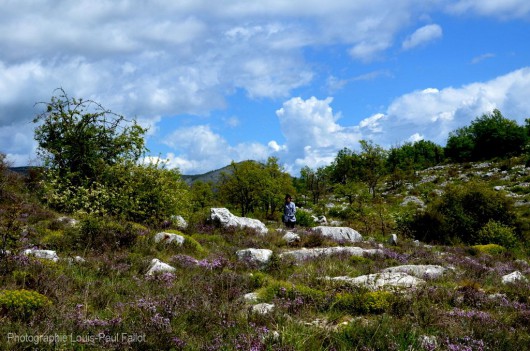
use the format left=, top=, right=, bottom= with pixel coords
left=295, top=209, right=317, bottom=228
left=476, top=220, right=518, bottom=248
left=445, top=109, right=528, bottom=162
left=298, top=165, right=331, bottom=205
left=33, top=91, right=191, bottom=225
left=0, top=289, right=52, bottom=320
left=33, top=89, right=147, bottom=186
left=401, top=182, right=518, bottom=245
left=333, top=291, right=393, bottom=314
left=471, top=244, right=507, bottom=255
left=219, top=158, right=294, bottom=217
left=190, top=180, right=215, bottom=211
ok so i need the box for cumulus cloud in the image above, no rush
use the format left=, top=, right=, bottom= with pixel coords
left=402, top=24, right=443, bottom=50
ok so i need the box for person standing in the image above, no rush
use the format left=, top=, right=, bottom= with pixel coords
left=283, top=194, right=296, bottom=229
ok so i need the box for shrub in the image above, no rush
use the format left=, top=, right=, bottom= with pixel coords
left=0, top=289, right=52, bottom=319
left=471, top=244, right=507, bottom=255
left=401, top=182, right=518, bottom=245
left=476, top=220, right=518, bottom=248
left=68, top=216, right=144, bottom=252
left=332, top=291, right=393, bottom=314
left=295, top=209, right=317, bottom=227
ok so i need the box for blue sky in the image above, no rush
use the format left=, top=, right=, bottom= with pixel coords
left=1, top=1, right=530, bottom=175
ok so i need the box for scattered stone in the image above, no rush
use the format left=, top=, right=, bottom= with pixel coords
left=419, top=335, right=438, bottom=350
left=172, top=215, right=188, bottom=230
left=282, top=231, right=300, bottom=244
left=494, top=185, right=506, bottom=191
left=22, top=249, right=59, bottom=262
left=501, top=271, right=528, bottom=284
left=146, top=258, right=176, bottom=276
left=236, top=248, right=273, bottom=265
left=312, top=226, right=362, bottom=243
left=251, top=303, right=274, bottom=315
left=280, top=247, right=382, bottom=261
left=400, top=196, right=425, bottom=208
left=329, top=272, right=425, bottom=290
left=388, top=234, right=398, bottom=246
left=154, top=232, right=185, bottom=245
left=413, top=240, right=420, bottom=246
left=243, top=292, right=259, bottom=302
left=210, top=208, right=268, bottom=235
left=56, top=216, right=79, bottom=227
left=382, top=265, right=447, bottom=279
left=311, top=215, right=328, bottom=225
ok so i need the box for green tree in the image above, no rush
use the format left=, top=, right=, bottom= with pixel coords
left=219, top=160, right=265, bottom=216
left=358, top=140, right=387, bottom=198
left=33, top=88, right=147, bottom=187
left=299, top=165, right=331, bottom=205
left=260, top=157, right=295, bottom=218
left=445, top=109, right=527, bottom=162
left=190, top=180, right=215, bottom=211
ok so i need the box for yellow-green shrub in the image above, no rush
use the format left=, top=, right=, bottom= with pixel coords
left=0, top=289, right=52, bottom=319
left=472, top=243, right=506, bottom=255
left=333, top=291, right=393, bottom=314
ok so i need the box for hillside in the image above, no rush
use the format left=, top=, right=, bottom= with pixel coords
left=0, top=158, right=529, bottom=350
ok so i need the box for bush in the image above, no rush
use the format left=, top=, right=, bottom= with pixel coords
left=401, top=183, right=518, bottom=245
left=68, top=216, right=145, bottom=252
left=295, top=209, right=317, bottom=227
left=332, top=291, right=393, bottom=314
left=0, top=289, right=52, bottom=320
left=476, top=220, right=518, bottom=248
left=471, top=244, right=507, bottom=255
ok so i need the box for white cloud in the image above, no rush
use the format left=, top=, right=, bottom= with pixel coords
left=402, top=24, right=443, bottom=50
left=471, top=53, right=495, bottom=64
left=447, top=0, right=530, bottom=19
left=372, top=67, right=530, bottom=146
left=276, top=96, right=361, bottom=170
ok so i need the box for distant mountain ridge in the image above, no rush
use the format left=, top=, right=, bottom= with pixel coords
left=9, top=164, right=237, bottom=185
left=181, top=164, right=235, bottom=185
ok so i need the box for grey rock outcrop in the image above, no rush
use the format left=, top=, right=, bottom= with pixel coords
left=236, top=248, right=273, bottom=265
left=280, top=247, right=382, bottom=261
left=23, top=249, right=59, bottom=262
left=210, top=208, right=268, bottom=234
left=381, top=265, right=447, bottom=279
left=282, top=231, right=301, bottom=244
left=329, top=272, right=425, bottom=290
left=312, top=226, right=362, bottom=243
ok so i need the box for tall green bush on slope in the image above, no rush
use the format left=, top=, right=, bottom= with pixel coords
left=401, top=182, right=519, bottom=245
left=34, top=89, right=190, bottom=225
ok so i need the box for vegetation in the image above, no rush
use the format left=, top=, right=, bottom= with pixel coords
left=1, top=97, right=530, bottom=350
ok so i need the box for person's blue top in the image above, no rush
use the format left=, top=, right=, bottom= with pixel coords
left=284, top=201, right=296, bottom=222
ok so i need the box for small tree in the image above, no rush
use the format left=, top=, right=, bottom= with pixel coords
left=33, top=88, right=147, bottom=187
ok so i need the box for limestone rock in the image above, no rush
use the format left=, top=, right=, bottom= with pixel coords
left=210, top=208, right=268, bottom=235
left=172, top=215, right=188, bottom=230
left=23, top=249, right=59, bottom=262
left=56, top=216, right=79, bottom=227
left=388, top=234, right=398, bottom=246
left=251, top=303, right=275, bottom=315
left=329, top=272, right=425, bottom=290
left=311, top=215, right=328, bottom=225
left=401, top=196, right=425, bottom=208
left=312, top=226, right=362, bottom=243
left=282, top=231, right=300, bottom=244
left=154, top=232, right=185, bottom=245
left=146, top=258, right=176, bottom=276
left=236, top=248, right=273, bottom=265
left=280, top=247, right=382, bottom=261
left=382, top=265, right=447, bottom=279
left=243, top=292, right=259, bottom=302
left=502, top=271, right=528, bottom=284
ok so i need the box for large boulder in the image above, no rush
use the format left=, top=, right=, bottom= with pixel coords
left=312, top=226, right=362, bottom=243
left=329, top=272, right=425, bottom=290
left=210, top=208, right=268, bottom=235
left=381, top=265, right=447, bottom=279
left=280, top=247, right=382, bottom=261
left=236, top=248, right=273, bottom=265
